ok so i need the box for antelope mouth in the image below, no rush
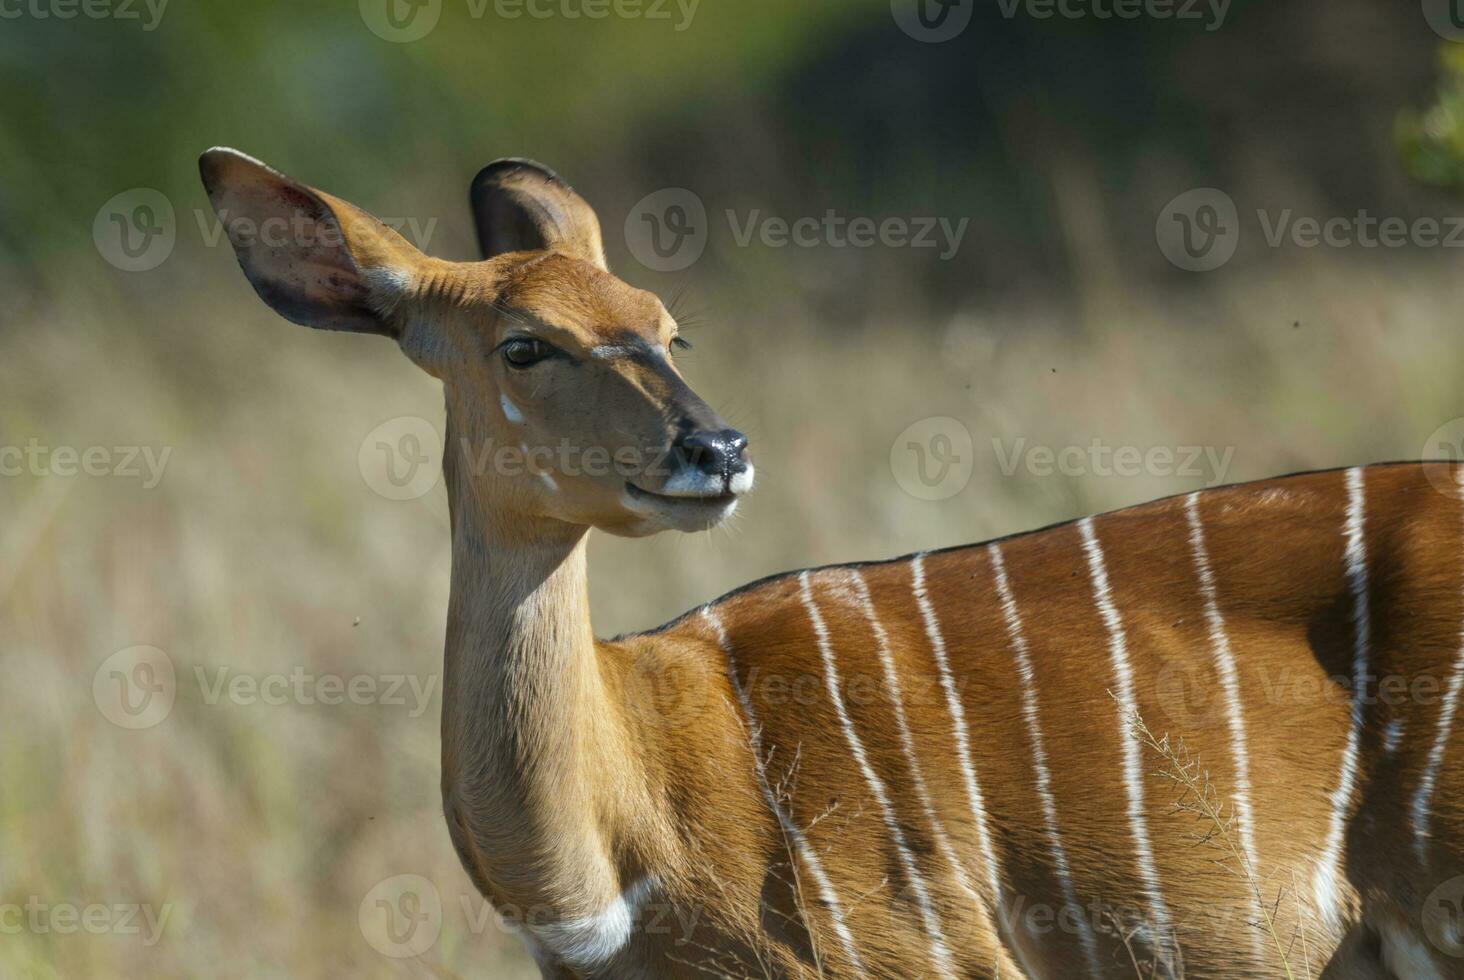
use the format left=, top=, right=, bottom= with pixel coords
left=621, top=473, right=751, bottom=531
left=621, top=464, right=753, bottom=530
left=623, top=481, right=740, bottom=507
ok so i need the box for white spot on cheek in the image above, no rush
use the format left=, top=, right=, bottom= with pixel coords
left=539, top=471, right=558, bottom=492
left=500, top=393, right=524, bottom=424
left=363, top=266, right=410, bottom=294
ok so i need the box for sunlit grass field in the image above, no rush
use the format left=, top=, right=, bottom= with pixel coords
left=4, top=240, right=1464, bottom=974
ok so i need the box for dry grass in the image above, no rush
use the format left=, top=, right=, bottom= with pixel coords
left=5, top=247, right=1464, bottom=976
left=1118, top=700, right=1313, bottom=980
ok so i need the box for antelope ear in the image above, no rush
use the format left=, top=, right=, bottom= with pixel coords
left=199, top=147, right=421, bottom=337
left=470, top=158, right=607, bottom=270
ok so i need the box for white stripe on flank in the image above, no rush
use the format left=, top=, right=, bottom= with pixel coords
left=800, top=571, right=961, bottom=980
left=988, top=544, right=1103, bottom=978
left=845, top=567, right=1031, bottom=978
left=1317, top=467, right=1369, bottom=929
left=1184, top=492, right=1267, bottom=963
left=1384, top=718, right=1406, bottom=756
left=701, top=607, right=867, bottom=977
left=1079, top=517, right=1176, bottom=961
left=1413, top=468, right=1464, bottom=860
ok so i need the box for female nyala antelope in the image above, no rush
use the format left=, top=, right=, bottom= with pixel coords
left=201, top=147, right=1464, bottom=979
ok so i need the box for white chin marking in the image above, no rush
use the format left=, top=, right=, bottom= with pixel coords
left=658, top=469, right=718, bottom=498
left=657, top=464, right=755, bottom=499
left=499, top=393, right=524, bottom=424
left=538, top=471, right=559, bottom=492
left=620, top=486, right=737, bottom=530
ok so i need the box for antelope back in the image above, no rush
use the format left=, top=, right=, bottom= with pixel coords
left=609, top=463, right=1464, bottom=977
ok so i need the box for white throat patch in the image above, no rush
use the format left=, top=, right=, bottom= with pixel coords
left=525, top=876, right=658, bottom=972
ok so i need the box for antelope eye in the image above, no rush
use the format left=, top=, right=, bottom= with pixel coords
left=502, top=338, right=554, bottom=368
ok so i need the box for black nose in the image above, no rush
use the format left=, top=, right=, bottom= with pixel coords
left=677, top=428, right=749, bottom=478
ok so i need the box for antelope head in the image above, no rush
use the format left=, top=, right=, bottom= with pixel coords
left=199, top=148, right=751, bottom=538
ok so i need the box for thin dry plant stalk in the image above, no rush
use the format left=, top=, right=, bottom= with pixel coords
left=1290, top=869, right=1314, bottom=979
left=1114, top=695, right=1302, bottom=980
left=681, top=718, right=840, bottom=980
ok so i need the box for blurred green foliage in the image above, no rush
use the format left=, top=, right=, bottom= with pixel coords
left=0, top=0, right=876, bottom=274
left=1400, top=45, right=1464, bottom=191
left=0, top=0, right=1458, bottom=322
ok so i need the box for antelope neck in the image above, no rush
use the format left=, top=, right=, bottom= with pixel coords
left=439, top=432, right=637, bottom=921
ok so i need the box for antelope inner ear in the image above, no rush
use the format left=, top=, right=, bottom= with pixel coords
left=199, top=147, right=419, bottom=337
left=470, top=158, right=607, bottom=270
